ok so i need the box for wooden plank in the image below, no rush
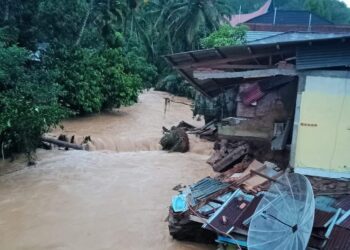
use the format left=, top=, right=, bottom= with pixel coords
left=250, top=169, right=283, bottom=185
left=194, top=68, right=297, bottom=80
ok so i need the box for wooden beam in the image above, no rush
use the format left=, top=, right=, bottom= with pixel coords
left=250, top=169, right=284, bottom=185
left=194, top=68, right=297, bottom=80
left=173, top=49, right=295, bottom=69
left=198, top=64, right=274, bottom=70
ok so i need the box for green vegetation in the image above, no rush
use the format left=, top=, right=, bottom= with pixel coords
left=1, top=0, right=350, bottom=159
left=201, top=25, right=248, bottom=48
left=0, top=43, right=66, bottom=159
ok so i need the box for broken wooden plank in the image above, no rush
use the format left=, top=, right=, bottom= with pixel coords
left=194, top=68, right=297, bottom=80
left=212, top=143, right=250, bottom=172
left=250, top=169, right=283, bottom=185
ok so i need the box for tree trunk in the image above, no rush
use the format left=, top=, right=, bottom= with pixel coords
left=75, top=0, right=94, bottom=46
left=41, top=137, right=84, bottom=150
left=167, top=32, right=174, bottom=54
left=4, top=0, right=9, bottom=21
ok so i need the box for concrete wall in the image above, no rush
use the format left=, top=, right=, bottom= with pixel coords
left=293, top=72, right=350, bottom=178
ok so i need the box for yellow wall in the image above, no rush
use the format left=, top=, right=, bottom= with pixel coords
left=294, top=75, right=350, bottom=178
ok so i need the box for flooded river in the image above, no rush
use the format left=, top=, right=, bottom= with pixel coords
left=0, top=91, right=215, bottom=250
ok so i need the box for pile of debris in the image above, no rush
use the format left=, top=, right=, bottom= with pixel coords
left=168, top=157, right=350, bottom=249
left=160, top=120, right=217, bottom=153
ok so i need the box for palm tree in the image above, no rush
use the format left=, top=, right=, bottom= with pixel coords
left=164, top=0, right=233, bottom=50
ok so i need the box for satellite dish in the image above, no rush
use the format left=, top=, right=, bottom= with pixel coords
left=247, top=173, right=315, bottom=250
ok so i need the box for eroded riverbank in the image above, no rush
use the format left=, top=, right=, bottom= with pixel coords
left=0, top=90, right=215, bottom=250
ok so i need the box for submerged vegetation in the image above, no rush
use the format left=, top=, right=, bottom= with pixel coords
left=0, top=0, right=350, bottom=158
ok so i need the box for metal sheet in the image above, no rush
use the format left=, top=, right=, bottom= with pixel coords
left=246, top=31, right=282, bottom=43
left=189, top=177, right=230, bottom=203
left=335, top=195, right=350, bottom=210
left=297, top=44, right=350, bottom=70
left=314, top=210, right=334, bottom=228
left=340, top=217, right=350, bottom=230
left=324, top=226, right=350, bottom=250
left=250, top=32, right=349, bottom=45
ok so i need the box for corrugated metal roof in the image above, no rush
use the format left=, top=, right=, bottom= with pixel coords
left=249, top=32, right=350, bottom=45
left=340, top=217, right=350, bottom=230
left=314, top=210, right=334, bottom=228
left=335, top=195, right=350, bottom=210
left=189, top=177, right=230, bottom=203
left=324, top=226, right=350, bottom=250
left=233, top=195, right=262, bottom=230
left=246, top=31, right=282, bottom=42
left=246, top=10, right=333, bottom=25
left=165, top=34, right=350, bottom=98
left=297, top=44, right=350, bottom=70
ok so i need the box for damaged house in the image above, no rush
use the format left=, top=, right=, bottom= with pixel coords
left=165, top=32, right=350, bottom=179
left=165, top=33, right=350, bottom=249
left=164, top=2, right=350, bottom=248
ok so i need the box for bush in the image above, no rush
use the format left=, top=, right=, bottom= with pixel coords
left=51, top=47, right=143, bottom=114
left=0, top=43, right=66, bottom=158
left=200, top=24, right=247, bottom=48
left=99, top=48, right=142, bottom=109
left=51, top=48, right=104, bottom=114
left=125, top=50, right=158, bottom=89
left=0, top=83, right=66, bottom=158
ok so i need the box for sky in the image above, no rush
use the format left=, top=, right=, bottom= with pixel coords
left=342, top=0, right=350, bottom=7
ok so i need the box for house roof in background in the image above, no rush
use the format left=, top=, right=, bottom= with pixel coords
left=246, top=10, right=333, bottom=26
left=229, top=0, right=271, bottom=26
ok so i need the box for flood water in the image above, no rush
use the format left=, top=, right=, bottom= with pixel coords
left=0, top=91, right=215, bottom=250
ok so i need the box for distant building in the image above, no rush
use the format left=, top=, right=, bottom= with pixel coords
left=229, top=0, right=350, bottom=42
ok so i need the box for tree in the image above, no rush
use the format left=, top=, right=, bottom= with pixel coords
left=164, top=0, right=233, bottom=50
left=304, top=0, right=331, bottom=20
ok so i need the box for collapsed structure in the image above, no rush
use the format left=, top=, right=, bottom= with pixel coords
left=165, top=33, right=350, bottom=249
left=165, top=33, right=350, bottom=178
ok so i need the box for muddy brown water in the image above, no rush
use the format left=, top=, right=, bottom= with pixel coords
left=0, top=91, right=215, bottom=250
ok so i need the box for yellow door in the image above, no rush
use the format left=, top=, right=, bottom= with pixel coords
left=331, top=81, right=350, bottom=172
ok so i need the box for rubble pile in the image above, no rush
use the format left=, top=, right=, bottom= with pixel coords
left=167, top=141, right=350, bottom=249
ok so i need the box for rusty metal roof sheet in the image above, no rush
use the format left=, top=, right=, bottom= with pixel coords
left=314, top=210, right=334, bottom=228
left=233, top=195, right=263, bottom=230
left=324, top=226, right=350, bottom=250
left=340, top=217, right=350, bottom=230
left=335, top=195, right=350, bottom=210
left=203, top=193, right=262, bottom=234
left=204, top=197, right=245, bottom=233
